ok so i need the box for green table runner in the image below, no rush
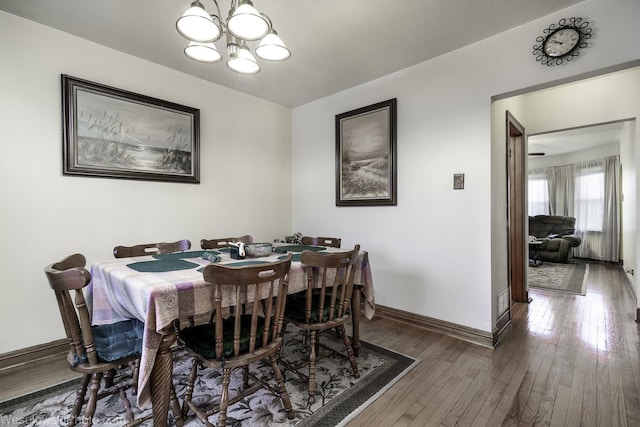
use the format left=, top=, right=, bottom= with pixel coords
left=127, top=259, right=199, bottom=273
left=278, top=254, right=301, bottom=262
left=152, top=250, right=215, bottom=260
left=273, top=245, right=326, bottom=253
left=197, top=260, right=272, bottom=272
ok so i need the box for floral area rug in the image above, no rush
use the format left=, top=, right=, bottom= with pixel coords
left=0, top=327, right=418, bottom=426
left=528, top=260, right=589, bottom=295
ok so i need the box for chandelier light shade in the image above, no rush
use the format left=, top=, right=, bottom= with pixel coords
left=184, top=41, right=222, bottom=63
left=255, top=30, right=291, bottom=61
left=176, top=1, right=221, bottom=42
left=227, top=0, right=269, bottom=41
left=227, top=42, right=260, bottom=74
left=176, top=0, right=289, bottom=74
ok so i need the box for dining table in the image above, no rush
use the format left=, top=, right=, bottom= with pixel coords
left=87, top=243, right=375, bottom=427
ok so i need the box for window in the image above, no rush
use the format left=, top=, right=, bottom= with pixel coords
left=528, top=175, right=549, bottom=216
left=575, top=169, right=604, bottom=232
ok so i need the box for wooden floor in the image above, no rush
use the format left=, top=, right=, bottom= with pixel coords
left=1, top=261, right=639, bottom=426
left=350, top=261, right=640, bottom=427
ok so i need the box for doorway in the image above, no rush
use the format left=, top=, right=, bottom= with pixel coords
left=500, top=65, right=640, bottom=325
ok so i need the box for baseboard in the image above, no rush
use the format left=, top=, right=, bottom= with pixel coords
left=374, top=305, right=495, bottom=348
left=620, top=265, right=638, bottom=321
left=0, top=339, right=68, bottom=372
left=493, top=309, right=512, bottom=347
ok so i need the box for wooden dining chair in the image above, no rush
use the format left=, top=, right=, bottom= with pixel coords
left=200, top=234, right=253, bottom=250
left=281, top=244, right=360, bottom=405
left=113, top=239, right=191, bottom=258
left=300, top=236, right=341, bottom=248
left=44, top=253, right=183, bottom=426
left=178, top=254, right=294, bottom=426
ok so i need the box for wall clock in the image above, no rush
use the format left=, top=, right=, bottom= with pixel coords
left=533, top=17, right=593, bottom=66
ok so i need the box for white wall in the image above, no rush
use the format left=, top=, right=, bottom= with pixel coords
left=0, top=12, right=292, bottom=353
left=293, top=0, right=640, bottom=333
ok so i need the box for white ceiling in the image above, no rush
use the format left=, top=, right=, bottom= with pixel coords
left=528, top=121, right=626, bottom=156
left=0, top=0, right=586, bottom=108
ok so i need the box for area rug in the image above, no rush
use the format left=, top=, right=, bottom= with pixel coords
left=0, top=328, right=418, bottom=426
left=528, top=261, right=589, bottom=295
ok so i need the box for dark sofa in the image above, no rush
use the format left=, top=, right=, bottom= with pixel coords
left=528, top=215, right=582, bottom=263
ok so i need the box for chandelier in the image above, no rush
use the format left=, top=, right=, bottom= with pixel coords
left=176, top=0, right=291, bottom=75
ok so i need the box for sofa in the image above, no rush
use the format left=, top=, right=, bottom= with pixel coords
left=528, top=215, right=582, bottom=263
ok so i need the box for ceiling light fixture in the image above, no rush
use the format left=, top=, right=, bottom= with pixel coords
left=176, top=0, right=290, bottom=74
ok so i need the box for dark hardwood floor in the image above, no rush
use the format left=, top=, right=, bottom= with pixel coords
left=1, top=261, right=638, bottom=426
left=350, top=261, right=640, bottom=426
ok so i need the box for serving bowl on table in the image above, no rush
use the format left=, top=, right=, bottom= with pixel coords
left=244, top=243, right=273, bottom=257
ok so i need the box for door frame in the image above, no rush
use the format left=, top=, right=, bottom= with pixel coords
left=506, top=111, right=529, bottom=304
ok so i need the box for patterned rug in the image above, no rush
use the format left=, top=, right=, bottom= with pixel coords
left=0, top=328, right=418, bottom=426
left=528, top=260, right=589, bottom=295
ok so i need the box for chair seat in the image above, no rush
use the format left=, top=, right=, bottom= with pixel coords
left=286, top=291, right=341, bottom=324
left=179, top=315, right=266, bottom=360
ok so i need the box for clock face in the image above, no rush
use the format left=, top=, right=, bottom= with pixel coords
left=543, top=28, right=580, bottom=58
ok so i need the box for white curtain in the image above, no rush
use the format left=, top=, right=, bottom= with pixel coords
left=549, top=165, right=574, bottom=217
left=528, top=155, right=620, bottom=261
left=573, top=157, right=620, bottom=260
left=527, top=170, right=549, bottom=216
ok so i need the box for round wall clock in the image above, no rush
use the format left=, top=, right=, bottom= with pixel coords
left=532, top=17, right=593, bottom=66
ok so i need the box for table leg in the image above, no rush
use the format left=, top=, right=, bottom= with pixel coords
left=150, top=325, right=177, bottom=427
left=351, top=285, right=362, bottom=357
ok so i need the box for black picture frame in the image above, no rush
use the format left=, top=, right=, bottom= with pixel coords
left=62, top=75, right=200, bottom=183
left=335, top=98, right=397, bottom=206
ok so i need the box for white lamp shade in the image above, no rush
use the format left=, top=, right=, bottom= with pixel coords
left=227, top=2, right=269, bottom=41
left=184, top=41, right=222, bottom=63
left=255, top=32, right=291, bottom=61
left=176, top=3, right=221, bottom=42
left=227, top=46, right=260, bottom=74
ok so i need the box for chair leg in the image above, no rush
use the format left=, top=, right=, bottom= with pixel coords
left=181, top=358, right=199, bottom=418
left=268, top=354, right=294, bottom=419
left=103, top=368, right=116, bottom=388
left=307, top=330, right=318, bottom=405
left=83, top=372, right=103, bottom=426
left=129, top=360, right=139, bottom=394
left=169, top=384, right=184, bottom=427
left=218, top=368, right=232, bottom=426
left=278, top=320, right=290, bottom=361
left=70, top=374, right=91, bottom=427
left=242, top=366, right=250, bottom=389
left=338, top=325, right=360, bottom=378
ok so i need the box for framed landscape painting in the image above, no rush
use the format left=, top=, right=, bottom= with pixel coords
left=335, top=98, right=397, bottom=206
left=62, top=75, right=200, bottom=183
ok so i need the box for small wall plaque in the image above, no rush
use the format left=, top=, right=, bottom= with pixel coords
left=453, top=173, right=465, bottom=190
